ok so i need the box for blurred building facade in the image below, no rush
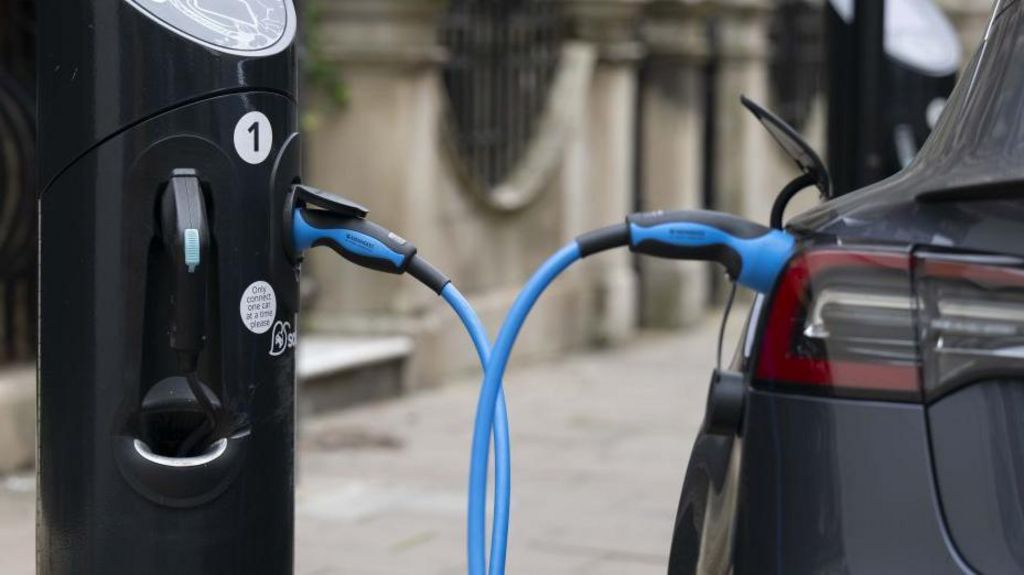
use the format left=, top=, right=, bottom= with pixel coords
left=299, top=0, right=992, bottom=388
left=0, top=0, right=993, bottom=473
left=0, top=0, right=36, bottom=364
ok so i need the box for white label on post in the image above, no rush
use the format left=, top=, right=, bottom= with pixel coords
left=234, top=111, right=273, bottom=165
left=122, top=0, right=297, bottom=58
left=240, top=281, right=277, bottom=334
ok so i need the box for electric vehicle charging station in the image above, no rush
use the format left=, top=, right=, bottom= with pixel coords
left=37, top=3, right=515, bottom=572
left=826, top=0, right=961, bottom=193
left=38, top=1, right=301, bottom=572
left=35, top=3, right=801, bottom=573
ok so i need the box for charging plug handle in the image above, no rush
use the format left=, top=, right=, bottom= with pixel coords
left=292, top=209, right=416, bottom=275
left=628, top=210, right=796, bottom=294
left=160, top=169, right=210, bottom=369
left=286, top=185, right=452, bottom=293
left=288, top=185, right=416, bottom=274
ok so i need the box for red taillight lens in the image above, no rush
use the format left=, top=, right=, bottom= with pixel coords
left=754, top=248, right=921, bottom=401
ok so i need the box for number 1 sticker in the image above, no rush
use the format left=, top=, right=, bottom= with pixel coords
left=234, top=111, right=273, bottom=165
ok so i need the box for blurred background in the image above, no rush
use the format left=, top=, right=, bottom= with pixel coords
left=0, top=0, right=993, bottom=434
left=0, top=0, right=997, bottom=572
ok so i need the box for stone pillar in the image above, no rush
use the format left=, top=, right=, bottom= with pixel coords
left=302, top=0, right=449, bottom=386
left=637, top=1, right=710, bottom=328
left=709, top=0, right=777, bottom=224
left=565, top=0, right=646, bottom=344
left=302, top=0, right=609, bottom=388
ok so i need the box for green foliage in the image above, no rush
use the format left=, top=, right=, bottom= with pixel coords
left=302, top=0, right=348, bottom=112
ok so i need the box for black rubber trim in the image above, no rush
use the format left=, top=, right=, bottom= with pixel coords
left=702, top=369, right=746, bottom=436
left=631, top=240, right=743, bottom=279
left=916, top=179, right=1024, bottom=203
left=293, top=184, right=369, bottom=219
left=770, top=172, right=817, bottom=230
left=628, top=210, right=770, bottom=239
left=277, top=135, right=303, bottom=265
left=576, top=223, right=630, bottom=258
left=407, top=256, right=451, bottom=295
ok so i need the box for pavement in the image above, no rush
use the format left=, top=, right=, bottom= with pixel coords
left=0, top=317, right=728, bottom=574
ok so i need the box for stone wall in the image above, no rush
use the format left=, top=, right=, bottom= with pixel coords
left=303, top=0, right=643, bottom=388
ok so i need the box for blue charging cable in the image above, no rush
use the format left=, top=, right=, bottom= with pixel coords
left=467, top=242, right=581, bottom=575
left=286, top=186, right=798, bottom=575
left=285, top=184, right=512, bottom=573
left=467, top=211, right=795, bottom=575
left=442, top=284, right=511, bottom=575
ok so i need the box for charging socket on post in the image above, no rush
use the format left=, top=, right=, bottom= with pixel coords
left=160, top=168, right=210, bottom=369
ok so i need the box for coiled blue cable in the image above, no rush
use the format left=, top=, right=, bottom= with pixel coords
left=464, top=214, right=794, bottom=574
left=467, top=242, right=582, bottom=575
left=291, top=201, right=514, bottom=572
left=442, top=284, right=511, bottom=575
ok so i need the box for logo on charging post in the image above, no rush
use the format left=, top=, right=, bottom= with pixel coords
left=269, top=320, right=296, bottom=356
left=344, top=233, right=375, bottom=251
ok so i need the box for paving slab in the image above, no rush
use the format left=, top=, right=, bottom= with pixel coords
left=0, top=315, right=731, bottom=574
left=294, top=317, right=725, bottom=575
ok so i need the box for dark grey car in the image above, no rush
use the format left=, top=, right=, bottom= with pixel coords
left=669, top=1, right=1024, bottom=573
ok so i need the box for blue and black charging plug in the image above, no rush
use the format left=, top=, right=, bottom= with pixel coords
left=284, top=184, right=513, bottom=573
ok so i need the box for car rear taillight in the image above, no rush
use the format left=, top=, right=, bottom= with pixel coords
left=755, top=248, right=920, bottom=400
left=916, top=252, right=1024, bottom=399
left=755, top=247, right=1024, bottom=402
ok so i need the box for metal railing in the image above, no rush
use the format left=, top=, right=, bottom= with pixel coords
left=441, top=0, right=564, bottom=191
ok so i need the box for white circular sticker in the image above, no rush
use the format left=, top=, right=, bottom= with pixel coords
left=234, top=111, right=273, bottom=165
left=239, top=281, right=277, bottom=334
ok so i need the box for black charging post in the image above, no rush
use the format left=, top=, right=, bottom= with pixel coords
left=38, top=2, right=301, bottom=572
left=826, top=0, right=961, bottom=194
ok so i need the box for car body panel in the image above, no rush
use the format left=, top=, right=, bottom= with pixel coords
left=929, top=380, right=1024, bottom=574
left=793, top=2, right=1024, bottom=239
left=734, top=390, right=970, bottom=574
